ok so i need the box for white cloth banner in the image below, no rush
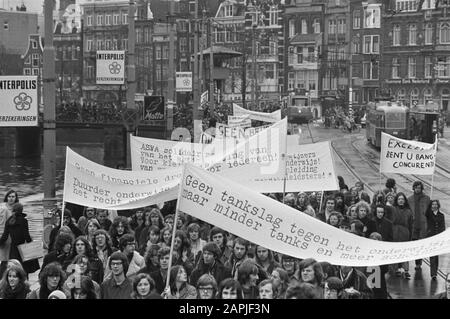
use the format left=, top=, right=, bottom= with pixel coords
left=233, top=103, right=281, bottom=123
left=63, top=147, right=181, bottom=210
left=380, top=132, right=437, bottom=175
left=131, top=119, right=288, bottom=193
left=178, top=164, right=450, bottom=267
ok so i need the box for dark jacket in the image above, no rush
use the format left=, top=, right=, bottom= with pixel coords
left=425, top=210, right=445, bottom=237
left=374, top=217, right=394, bottom=242
left=0, top=212, right=40, bottom=274
left=150, top=269, right=168, bottom=294
left=392, top=206, right=413, bottom=242
left=41, top=250, right=73, bottom=271
left=408, top=193, right=430, bottom=239
left=359, top=216, right=377, bottom=238
left=48, top=223, right=83, bottom=252
left=190, top=259, right=231, bottom=287
left=339, top=268, right=373, bottom=299
left=0, top=282, right=30, bottom=299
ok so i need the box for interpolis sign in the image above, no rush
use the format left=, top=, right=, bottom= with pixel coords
left=0, top=76, right=38, bottom=127
left=96, top=50, right=125, bottom=85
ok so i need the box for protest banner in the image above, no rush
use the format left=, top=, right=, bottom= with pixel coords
left=96, top=51, right=125, bottom=84
left=130, top=136, right=216, bottom=171
left=380, top=132, right=437, bottom=175
left=178, top=163, right=450, bottom=267
left=63, top=147, right=181, bottom=210
left=215, top=123, right=246, bottom=140
left=233, top=103, right=281, bottom=123
left=228, top=115, right=251, bottom=128
left=0, top=76, right=38, bottom=127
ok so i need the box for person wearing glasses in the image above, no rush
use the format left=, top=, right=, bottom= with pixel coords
left=100, top=251, right=133, bottom=299
left=117, top=234, right=144, bottom=281
left=196, top=274, right=218, bottom=299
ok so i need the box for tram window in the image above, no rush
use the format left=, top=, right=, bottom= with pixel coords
left=385, top=112, right=405, bottom=128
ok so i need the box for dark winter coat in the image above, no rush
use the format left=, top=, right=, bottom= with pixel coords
left=391, top=206, right=413, bottom=242
left=425, top=210, right=445, bottom=237
left=374, top=217, right=394, bottom=242
left=48, top=223, right=83, bottom=252
left=190, top=259, right=231, bottom=287
left=340, top=268, right=373, bottom=299
left=0, top=212, right=40, bottom=274
left=41, top=250, right=73, bottom=271
left=408, top=193, right=430, bottom=239
left=358, top=216, right=377, bottom=238
left=0, top=282, right=30, bottom=299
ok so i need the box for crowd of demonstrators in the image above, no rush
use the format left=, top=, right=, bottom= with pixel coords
left=0, top=180, right=447, bottom=299
left=56, top=102, right=124, bottom=123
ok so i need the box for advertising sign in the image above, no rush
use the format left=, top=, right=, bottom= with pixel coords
left=96, top=50, right=125, bottom=84
left=0, top=76, right=38, bottom=127
left=176, top=72, right=192, bottom=92
left=143, top=96, right=165, bottom=121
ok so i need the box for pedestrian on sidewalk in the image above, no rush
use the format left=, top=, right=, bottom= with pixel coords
left=0, top=190, right=19, bottom=278
left=425, top=200, right=446, bottom=280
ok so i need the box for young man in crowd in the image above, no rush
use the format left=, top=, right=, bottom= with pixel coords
left=100, top=252, right=133, bottom=299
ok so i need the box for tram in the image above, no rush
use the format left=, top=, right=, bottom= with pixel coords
left=365, top=100, right=410, bottom=147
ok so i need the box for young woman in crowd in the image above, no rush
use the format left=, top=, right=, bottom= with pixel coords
left=392, top=192, right=414, bottom=279
left=0, top=264, right=30, bottom=299
left=187, top=223, right=206, bottom=259
left=172, top=230, right=195, bottom=276
left=0, top=203, right=40, bottom=275
left=163, top=265, right=197, bottom=299
left=0, top=189, right=19, bottom=278
left=131, top=273, right=162, bottom=299
left=64, top=255, right=101, bottom=298
left=77, top=207, right=97, bottom=235
left=27, top=262, right=67, bottom=299
left=71, top=236, right=104, bottom=283
left=70, top=275, right=97, bottom=299
left=92, top=229, right=116, bottom=273
left=159, top=226, right=172, bottom=249
left=270, top=267, right=289, bottom=299
left=327, top=212, right=341, bottom=228
left=138, top=244, right=160, bottom=275
left=109, top=216, right=133, bottom=250
left=84, top=218, right=101, bottom=245
left=48, top=209, right=82, bottom=252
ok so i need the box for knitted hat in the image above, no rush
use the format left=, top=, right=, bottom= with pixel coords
left=48, top=290, right=67, bottom=299
left=202, top=242, right=221, bottom=258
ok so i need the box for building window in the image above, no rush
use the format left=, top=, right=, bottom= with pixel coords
left=393, top=24, right=401, bottom=46
left=31, top=40, right=37, bottom=49
left=106, top=15, right=111, bottom=25
left=122, top=39, right=128, bottom=50
left=301, top=19, right=307, bottom=34
left=296, top=46, right=303, bottom=64
left=97, top=15, right=103, bottom=26
left=363, top=61, right=378, bottom=80
left=32, top=54, right=39, bottom=67
left=425, top=56, right=432, bottom=78
left=440, top=23, right=450, bottom=44
left=113, top=14, right=119, bottom=25
left=328, top=19, right=336, bottom=34
left=396, top=0, right=417, bottom=12
left=408, top=57, right=416, bottom=78
left=425, top=23, right=433, bottom=45
left=156, top=46, right=161, bottom=59
left=87, top=15, right=92, bottom=26
left=409, top=24, right=417, bottom=45
left=122, top=13, right=128, bottom=25
left=87, top=65, right=94, bottom=79
left=24, top=68, right=31, bottom=75
left=179, top=21, right=187, bottom=32
left=353, top=10, right=360, bottom=29
left=363, top=35, right=379, bottom=54
left=180, top=38, right=187, bottom=52
left=105, top=40, right=111, bottom=50
left=289, top=19, right=295, bottom=37
left=392, top=57, right=400, bottom=78
left=32, top=68, right=39, bottom=76
left=353, top=40, right=360, bottom=54
left=112, top=39, right=118, bottom=50
left=313, top=19, right=320, bottom=33
left=72, top=46, right=77, bottom=60
left=224, top=4, right=233, bottom=17
left=270, top=6, right=278, bottom=26
left=437, top=57, right=450, bottom=77
left=288, top=72, right=295, bottom=90
left=97, top=40, right=103, bottom=50
left=3, top=21, right=8, bottom=30
left=364, top=5, right=380, bottom=28
left=338, top=19, right=346, bottom=34
left=397, top=89, right=406, bottom=105
left=87, top=40, right=93, bottom=51
left=410, top=88, right=419, bottom=106
left=424, top=88, right=433, bottom=104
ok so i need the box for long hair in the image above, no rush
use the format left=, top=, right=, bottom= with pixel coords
left=0, top=264, right=29, bottom=297
left=109, top=216, right=132, bottom=239
left=218, top=278, right=243, bottom=299
left=174, top=229, right=191, bottom=254
left=71, top=236, right=94, bottom=259
left=3, top=189, right=19, bottom=203
left=169, top=265, right=187, bottom=294
left=84, top=218, right=101, bottom=237
left=54, top=232, right=73, bottom=253
left=71, top=276, right=97, bottom=299
left=91, top=229, right=114, bottom=254
left=393, top=192, right=410, bottom=209
left=236, top=260, right=258, bottom=286
left=38, top=262, right=66, bottom=299
left=298, top=258, right=324, bottom=286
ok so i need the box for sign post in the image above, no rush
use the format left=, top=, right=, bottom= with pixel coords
left=96, top=50, right=125, bottom=85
